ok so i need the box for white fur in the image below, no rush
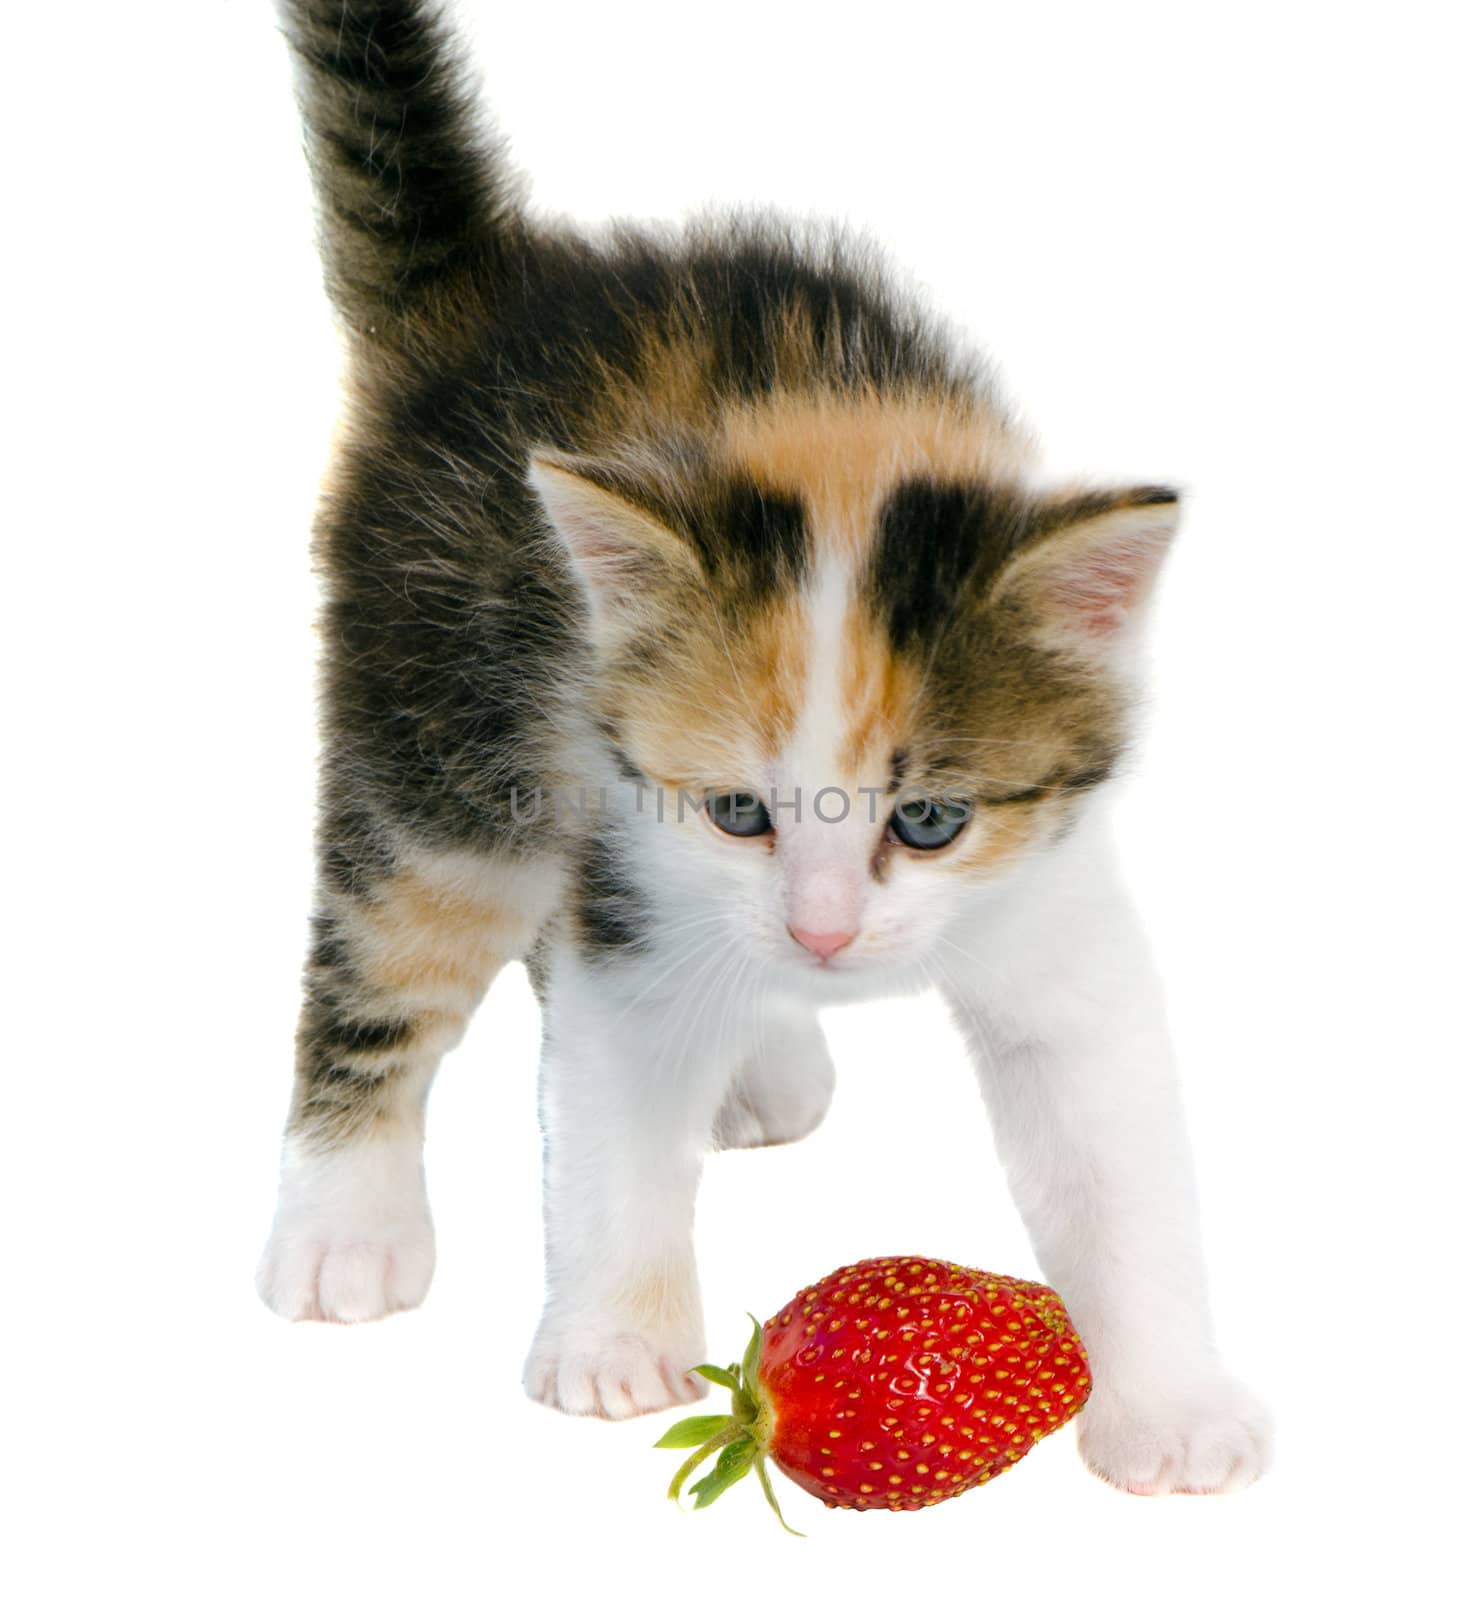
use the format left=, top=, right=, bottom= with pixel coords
left=712, top=1007, right=836, bottom=1149
left=523, top=943, right=731, bottom=1418
left=934, top=812, right=1273, bottom=1491
left=257, top=1135, right=435, bottom=1323
left=775, top=555, right=870, bottom=941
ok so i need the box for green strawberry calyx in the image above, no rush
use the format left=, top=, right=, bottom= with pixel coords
left=652, top=1316, right=803, bottom=1536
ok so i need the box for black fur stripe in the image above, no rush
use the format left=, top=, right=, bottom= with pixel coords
left=575, top=841, right=651, bottom=956
left=868, top=481, right=1027, bottom=652
left=1030, top=483, right=1179, bottom=535
left=690, top=481, right=808, bottom=596
left=981, top=761, right=1118, bottom=806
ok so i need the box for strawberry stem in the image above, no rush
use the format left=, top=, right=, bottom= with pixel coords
left=652, top=1316, right=804, bottom=1535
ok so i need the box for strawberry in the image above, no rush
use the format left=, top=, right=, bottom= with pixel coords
left=655, top=1256, right=1091, bottom=1529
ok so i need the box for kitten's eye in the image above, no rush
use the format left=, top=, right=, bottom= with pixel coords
left=890, top=797, right=971, bottom=851
left=707, top=790, right=773, bottom=838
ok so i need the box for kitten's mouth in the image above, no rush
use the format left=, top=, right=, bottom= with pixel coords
left=790, top=946, right=857, bottom=975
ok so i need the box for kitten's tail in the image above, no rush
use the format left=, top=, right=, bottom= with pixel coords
left=278, top=0, right=524, bottom=366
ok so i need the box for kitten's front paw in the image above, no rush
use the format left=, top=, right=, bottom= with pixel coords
left=1078, top=1372, right=1273, bottom=1494
left=256, top=1138, right=435, bottom=1323
left=257, top=1221, right=435, bottom=1323
left=523, top=1326, right=709, bottom=1419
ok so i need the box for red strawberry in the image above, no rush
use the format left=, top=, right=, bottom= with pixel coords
left=656, top=1256, right=1091, bottom=1529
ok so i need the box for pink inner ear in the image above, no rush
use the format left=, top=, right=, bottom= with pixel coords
left=575, top=523, right=639, bottom=574
left=1049, top=530, right=1169, bottom=637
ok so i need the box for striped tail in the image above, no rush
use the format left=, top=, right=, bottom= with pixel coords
left=279, top=0, right=523, bottom=364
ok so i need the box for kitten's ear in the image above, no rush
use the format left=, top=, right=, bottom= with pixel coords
left=993, top=487, right=1181, bottom=659
left=528, top=452, right=701, bottom=646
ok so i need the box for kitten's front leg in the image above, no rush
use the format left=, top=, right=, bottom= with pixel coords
left=258, top=847, right=560, bottom=1323
left=941, top=841, right=1272, bottom=1494
left=524, top=946, right=745, bottom=1419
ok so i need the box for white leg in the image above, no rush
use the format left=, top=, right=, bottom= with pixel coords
left=712, top=1004, right=835, bottom=1150
left=523, top=946, right=753, bottom=1419
left=939, top=827, right=1272, bottom=1494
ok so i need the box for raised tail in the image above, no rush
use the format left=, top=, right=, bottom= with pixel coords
left=279, top=0, right=523, bottom=364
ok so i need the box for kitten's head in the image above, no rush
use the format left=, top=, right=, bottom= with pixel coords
left=532, top=389, right=1177, bottom=994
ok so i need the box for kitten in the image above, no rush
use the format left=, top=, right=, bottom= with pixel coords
left=258, top=0, right=1271, bottom=1494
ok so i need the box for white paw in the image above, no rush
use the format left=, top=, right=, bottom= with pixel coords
left=712, top=1013, right=835, bottom=1150
left=256, top=1136, right=435, bottom=1323
left=523, top=1326, right=709, bottom=1419
left=1078, top=1373, right=1273, bottom=1494
left=257, top=1223, right=435, bottom=1322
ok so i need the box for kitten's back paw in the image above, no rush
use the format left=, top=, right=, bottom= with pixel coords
left=712, top=1013, right=835, bottom=1150
left=256, top=1137, right=435, bottom=1323
left=1078, top=1373, right=1273, bottom=1494
left=523, top=1328, right=708, bottom=1420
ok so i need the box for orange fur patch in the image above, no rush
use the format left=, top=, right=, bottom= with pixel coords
left=616, top=586, right=810, bottom=784
left=588, top=316, right=717, bottom=443
left=610, top=1261, right=702, bottom=1333
left=952, top=802, right=1049, bottom=877
left=356, top=866, right=531, bottom=1010
left=839, top=606, right=920, bottom=780
left=719, top=388, right=1031, bottom=557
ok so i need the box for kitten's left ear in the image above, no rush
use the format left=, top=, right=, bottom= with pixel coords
left=527, top=451, right=702, bottom=649
left=993, top=487, right=1181, bottom=659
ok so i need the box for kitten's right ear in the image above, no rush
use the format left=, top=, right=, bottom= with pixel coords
left=528, top=453, right=702, bottom=647
left=992, top=486, right=1181, bottom=662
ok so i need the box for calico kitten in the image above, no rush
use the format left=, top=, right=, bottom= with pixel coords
left=258, top=0, right=1271, bottom=1493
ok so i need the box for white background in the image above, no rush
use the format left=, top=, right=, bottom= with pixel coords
left=6, top=1, right=1470, bottom=1594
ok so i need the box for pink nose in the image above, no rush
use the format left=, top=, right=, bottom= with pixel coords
left=788, top=926, right=856, bottom=961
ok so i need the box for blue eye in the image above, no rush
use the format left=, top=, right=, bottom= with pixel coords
left=890, top=797, right=970, bottom=851
left=707, top=791, right=773, bottom=838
